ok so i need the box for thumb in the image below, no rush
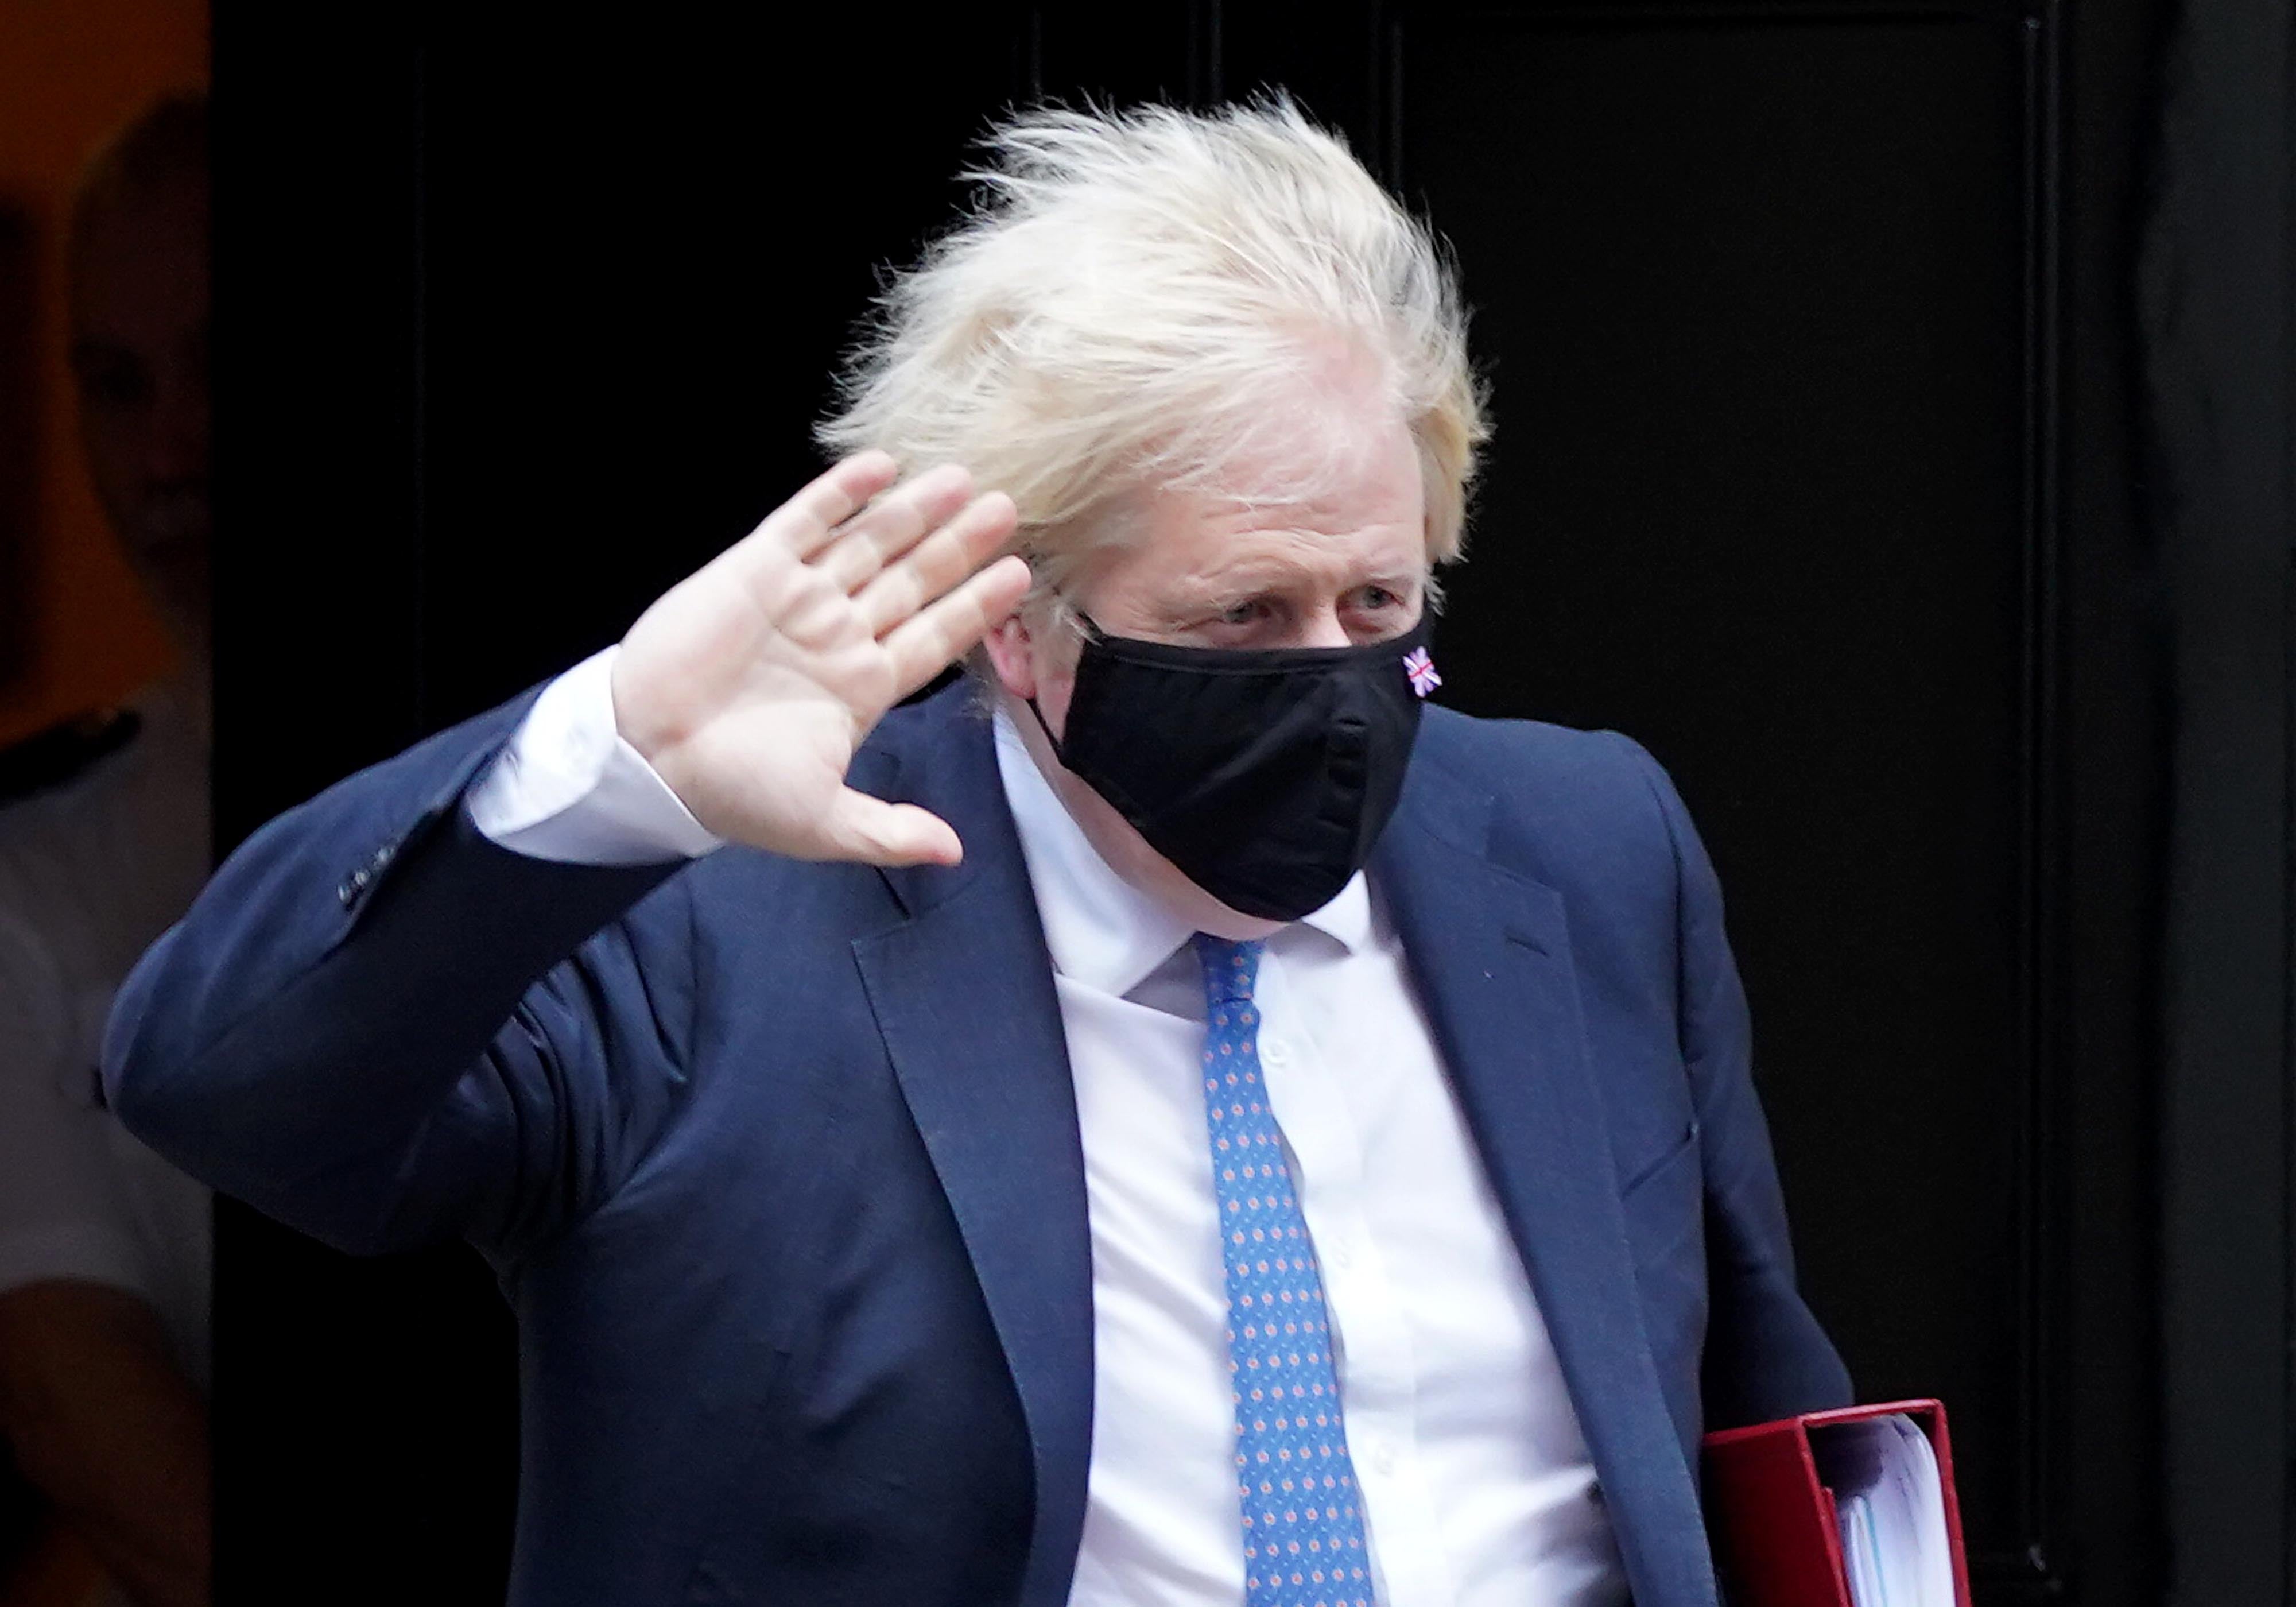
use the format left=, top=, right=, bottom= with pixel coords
left=820, top=791, right=965, bottom=868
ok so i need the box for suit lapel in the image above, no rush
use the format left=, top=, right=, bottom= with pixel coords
left=1371, top=746, right=1716, bottom=1606
left=848, top=696, right=1095, bottom=1607
left=844, top=695, right=1716, bottom=1606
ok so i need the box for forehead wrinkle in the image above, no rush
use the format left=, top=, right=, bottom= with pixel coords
left=1158, top=529, right=1420, bottom=609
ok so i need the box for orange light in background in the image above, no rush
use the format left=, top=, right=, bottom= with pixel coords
left=0, top=0, right=207, bottom=749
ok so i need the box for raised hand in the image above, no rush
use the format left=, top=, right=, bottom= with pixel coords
left=609, top=452, right=1028, bottom=867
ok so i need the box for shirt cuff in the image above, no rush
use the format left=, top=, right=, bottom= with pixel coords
left=465, top=646, right=725, bottom=866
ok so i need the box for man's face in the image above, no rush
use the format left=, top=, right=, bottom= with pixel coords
left=986, top=410, right=1429, bottom=938
left=70, top=175, right=211, bottom=656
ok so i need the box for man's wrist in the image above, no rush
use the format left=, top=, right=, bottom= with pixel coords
left=466, top=647, right=724, bottom=866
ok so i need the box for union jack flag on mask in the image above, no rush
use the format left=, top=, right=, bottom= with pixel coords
left=1403, top=645, right=1442, bottom=699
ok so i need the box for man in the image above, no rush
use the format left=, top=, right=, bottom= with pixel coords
left=0, top=94, right=211, bottom=1607
left=103, top=102, right=1847, bottom=1606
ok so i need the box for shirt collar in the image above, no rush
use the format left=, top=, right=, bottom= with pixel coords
left=991, top=705, right=1371, bottom=997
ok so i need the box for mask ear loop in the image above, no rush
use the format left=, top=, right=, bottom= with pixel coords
left=1024, top=696, right=1065, bottom=763
left=1021, top=610, right=1107, bottom=766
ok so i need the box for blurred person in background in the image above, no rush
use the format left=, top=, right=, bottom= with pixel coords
left=0, top=94, right=211, bottom=1607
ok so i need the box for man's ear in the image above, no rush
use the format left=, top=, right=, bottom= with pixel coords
left=981, top=613, right=1038, bottom=701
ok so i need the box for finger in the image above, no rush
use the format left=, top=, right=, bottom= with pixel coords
left=819, top=792, right=966, bottom=868
left=705, top=454, right=901, bottom=603
left=814, top=463, right=975, bottom=593
left=852, top=490, right=1019, bottom=638
left=882, top=554, right=1034, bottom=700
left=759, top=451, right=903, bottom=563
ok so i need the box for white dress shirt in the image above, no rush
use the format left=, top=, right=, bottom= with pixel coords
left=470, top=649, right=1628, bottom=1607
left=0, top=678, right=214, bottom=1390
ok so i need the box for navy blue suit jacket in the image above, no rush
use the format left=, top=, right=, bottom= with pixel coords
left=103, top=681, right=1848, bottom=1606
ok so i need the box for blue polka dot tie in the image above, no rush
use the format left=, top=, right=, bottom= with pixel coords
left=1193, top=934, right=1375, bottom=1607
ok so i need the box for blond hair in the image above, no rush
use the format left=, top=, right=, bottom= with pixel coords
left=817, top=98, right=1487, bottom=614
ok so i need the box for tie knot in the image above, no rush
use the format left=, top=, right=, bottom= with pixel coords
left=1192, top=934, right=1263, bottom=1008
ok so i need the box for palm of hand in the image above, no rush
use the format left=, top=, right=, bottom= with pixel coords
left=611, top=454, right=1027, bottom=866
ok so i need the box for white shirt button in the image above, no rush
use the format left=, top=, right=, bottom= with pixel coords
left=1263, top=1039, right=1291, bottom=1066
left=1372, top=1444, right=1398, bottom=1477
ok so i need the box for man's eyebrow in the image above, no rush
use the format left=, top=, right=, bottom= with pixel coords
left=1155, top=571, right=1293, bottom=611
left=1168, top=556, right=1424, bottom=598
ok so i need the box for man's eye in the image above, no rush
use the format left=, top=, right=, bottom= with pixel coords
left=1218, top=600, right=1272, bottom=626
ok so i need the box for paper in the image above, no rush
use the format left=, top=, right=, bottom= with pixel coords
left=1809, top=1413, right=1955, bottom=1607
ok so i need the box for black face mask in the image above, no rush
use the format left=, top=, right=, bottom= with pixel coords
left=1029, top=614, right=1439, bottom=922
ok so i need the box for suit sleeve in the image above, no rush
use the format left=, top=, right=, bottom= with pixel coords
left=1615, top=735, right=1855, bottom=1428
left=100, top=689, right=697, bottom=1267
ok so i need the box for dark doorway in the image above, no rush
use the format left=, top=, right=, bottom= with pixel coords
left=210, top=4, right=2275, bottom=1603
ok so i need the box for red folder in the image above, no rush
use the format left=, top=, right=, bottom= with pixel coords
left=1701, top=1399, right=1972, bottom=1607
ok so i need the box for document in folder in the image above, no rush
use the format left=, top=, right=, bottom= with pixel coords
left=1701, top=1399, right=1971, bottom=1607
